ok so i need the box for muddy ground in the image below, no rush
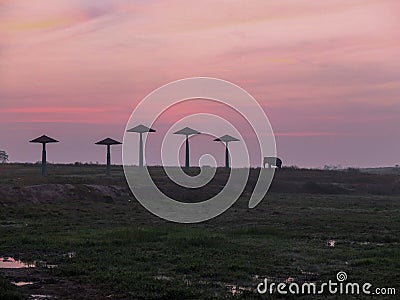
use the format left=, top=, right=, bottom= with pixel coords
left=1, top=164, right=399, bottom=299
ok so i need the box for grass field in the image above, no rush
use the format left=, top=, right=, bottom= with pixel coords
left=0, top=164, right=399, bottom=299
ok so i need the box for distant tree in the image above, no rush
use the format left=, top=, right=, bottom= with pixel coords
left=346, top=167, right=360, bottom=173
left=0, top=150, right=9, bottom=163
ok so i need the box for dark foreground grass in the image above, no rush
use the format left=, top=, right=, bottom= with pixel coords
left=0, top=165, right=399, bottom=299
left=2, top=196, right=399, bottom=299
left=0, top=278, right=22, bottom=300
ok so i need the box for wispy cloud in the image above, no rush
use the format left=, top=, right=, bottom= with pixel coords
left=0, top=0, right=399, bottom=166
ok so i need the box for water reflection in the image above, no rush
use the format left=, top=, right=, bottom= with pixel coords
left=30, top=295, right=53, bottom=299
left=12, top=281, right=34, bottom=286
left=0, top=257, right=35, bottom=268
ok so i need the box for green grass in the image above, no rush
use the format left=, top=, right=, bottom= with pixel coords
left=0, top=164, right=399, bottom=299
left=0, top=278, right=23, bottom=300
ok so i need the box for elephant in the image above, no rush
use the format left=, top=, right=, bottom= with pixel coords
left=263, top=157, right=282, bottom=169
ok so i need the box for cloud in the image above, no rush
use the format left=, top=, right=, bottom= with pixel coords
left=0, top=0, right=399, bottom=165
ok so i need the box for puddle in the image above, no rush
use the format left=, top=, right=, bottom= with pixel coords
left=43, top=264, right=58, bottom=269
left=12, top=281, right=34, bottom=286
left=226, top=284, right=241, bottom=295
left=350, top=241, right=386, bottom=246
left=285, top=277, right=295, bottom=283
left=252, top=275, right=276, bottom=282
left=30, top=295, right=53, bottom=299
left=300, top=269, right=318, bottom=275
left=154, top=275, right=172, bottom=281
left=0, top=257, right=35, bottom=268
left=327, top=240, right=336, bottom=247
left=67, top=252, right=76, bottom=258
left=226, top=284, right=252, bottom=295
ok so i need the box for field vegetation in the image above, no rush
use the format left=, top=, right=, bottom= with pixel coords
left=0, top=164, right=399, bottom=299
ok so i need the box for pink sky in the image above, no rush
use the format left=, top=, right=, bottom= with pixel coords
left=1, top=0, right=399, bottom=167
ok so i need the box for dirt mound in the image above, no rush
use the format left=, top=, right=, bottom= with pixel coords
left=0, top=184, right=131, bottom=205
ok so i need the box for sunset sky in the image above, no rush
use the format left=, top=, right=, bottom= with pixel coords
left=1, top=0, right=399, bottom=167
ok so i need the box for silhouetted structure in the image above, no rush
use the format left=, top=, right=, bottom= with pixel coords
left=95, top=138, right=122, bottom=175
left=173, top=127, right=200, bottom=168
left=126, top=125, right=156, bottom=167
left=0, top=150, right=9, bottom=164
left=29, top=135, right=59, bottom=176
left=263, top=157, right=282, bottom=169
left=213, top=135, right=239, bottom=169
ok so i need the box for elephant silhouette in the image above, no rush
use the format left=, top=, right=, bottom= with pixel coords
left=263, top=157, right=282, bottom=169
